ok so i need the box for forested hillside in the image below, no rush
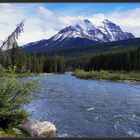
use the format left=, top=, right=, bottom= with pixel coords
left=23, top=38, right=140, bottom=58
left=2, top=39, right=140, bottom=75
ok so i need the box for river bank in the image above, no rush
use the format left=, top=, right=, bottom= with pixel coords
left=73, top=69, right=140, bottom=83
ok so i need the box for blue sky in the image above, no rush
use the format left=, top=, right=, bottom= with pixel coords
left=43, top=3, right=140, bottom=15
left=0, top=3, right=140, bottom=45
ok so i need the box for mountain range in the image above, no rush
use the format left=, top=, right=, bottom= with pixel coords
left=22, top=19, right=135, bottom=52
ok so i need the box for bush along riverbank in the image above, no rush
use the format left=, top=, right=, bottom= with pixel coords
left=73, top=69, right=140, bottom=83
left=0, top=65, right=57, bottom=138
left=0, top=75, right=36, bottom=137
left=0, top=127, right=28, bottom=137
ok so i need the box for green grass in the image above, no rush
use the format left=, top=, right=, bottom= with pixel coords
left=0, top=127, right=28, bottom=138
left=73, top=69, right=140, bottom=82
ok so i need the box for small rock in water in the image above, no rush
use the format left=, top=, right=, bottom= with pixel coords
left=94, top=116, right=100, bottom=120
left=87, top=107, right=95, bottom=111
left=22, top=119, right=57, bottom=138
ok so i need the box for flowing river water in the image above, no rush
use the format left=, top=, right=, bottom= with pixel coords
left=24, top=73, right=140, bottom=137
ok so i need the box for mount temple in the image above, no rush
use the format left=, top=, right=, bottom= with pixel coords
left=22, top=19, right=135, bottom=52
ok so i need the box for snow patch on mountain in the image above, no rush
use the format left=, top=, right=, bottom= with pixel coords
left=98, top=19, right=135, bottom=41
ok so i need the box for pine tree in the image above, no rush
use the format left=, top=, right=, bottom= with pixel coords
left=10, top=42, right=24, bottom=73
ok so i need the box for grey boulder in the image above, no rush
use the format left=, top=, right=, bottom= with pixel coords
left=22, top=119, right=56, bottom=138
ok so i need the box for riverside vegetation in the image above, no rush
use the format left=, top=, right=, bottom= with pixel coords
left=0, top=68, right=37, bottom=137
left=0, top=44, right=37, bottom=137
left=71, top=45, right=140, bottom=82
left=73, top=69, right=140, bottom=82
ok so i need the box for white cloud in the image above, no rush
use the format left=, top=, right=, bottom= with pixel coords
left=36, top=6, right=140, bottom=38
left=105, top=8, right=140, bottom=36
left=0, top=4, right=140, bottom=46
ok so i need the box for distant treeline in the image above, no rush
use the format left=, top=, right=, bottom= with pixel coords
left=0, top=43, right=65, bottom=73
left=0, top=43, right=140, bottom=73
left=88, top=47, right=140, bottom=71
left=66, top=46, right=140, bottom=71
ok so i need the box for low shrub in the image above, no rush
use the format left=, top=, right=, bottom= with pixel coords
left=74, top=69, right=140, bottom=81
left=0, top=77, right=37, bottom=129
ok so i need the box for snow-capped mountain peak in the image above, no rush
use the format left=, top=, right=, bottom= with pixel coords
left=22, top=19, right=135, bottom=50
left=51, top=19, right=109, bottom=42
left=50, top=19, right=134, bottom=43
left=98, top=19, right=134, bottom=41
left=72, top=19, right=96, bottom=31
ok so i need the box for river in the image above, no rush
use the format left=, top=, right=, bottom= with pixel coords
left=24, top=73, right=140, bottom=137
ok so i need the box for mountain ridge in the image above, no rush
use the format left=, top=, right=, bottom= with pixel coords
left=22, top=19, right=135, bottom=52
